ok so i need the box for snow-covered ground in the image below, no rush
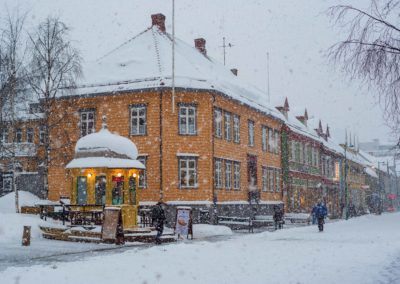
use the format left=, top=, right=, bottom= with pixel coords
left=1, top=209, right=400, bottom=283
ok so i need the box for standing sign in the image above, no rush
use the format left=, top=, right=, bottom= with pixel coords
left=102, top=207, right=123, bottom=244
left=175, top=206, right=193, bottom=239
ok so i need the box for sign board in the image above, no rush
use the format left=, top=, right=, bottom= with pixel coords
left=102, top=207, right=122, bottom=242
left=175, top=207, right=193, bottom=239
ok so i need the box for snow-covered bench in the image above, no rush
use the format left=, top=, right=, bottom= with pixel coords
left=217, top=216, right=254, bottom=233
left=253, top=215, right=275, bottom=227
left=284, top=213, right=310, bottom=225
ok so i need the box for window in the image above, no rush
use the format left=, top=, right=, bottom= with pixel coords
left=15, top=128, right=22, bottom=143
left=275, top=169, right=281, bottom=192
left=262, top=167, right=268, bottom=192
left=233, top=115, right=240, bottom=143
left=295, top=142, right=301, bottom=162
left=248, top=120, right=255, bottom=146
left=268, top=128, right=274, bottom=152
left=274, top=130, right=280, bottom=154
left=225, top=160, right=232, bottom=190
left=179, top=105, right=196, bottom=135
left=214, top=158, right=223, bottom=189
left=262, top=126, right=267, bottom=151
left=268, top=168, right=274, bottom=192
left=39, top=126, right=46, bottom=144
left=2, top=174, right=12, bottom=193
left=179, top=157, right=197, bottom=188
left=0, top=128, right=8, bottom=143
left=291, top=141, right=296, bottom=161
left=233, top=162, right=240, bottom=190
left=224, top=112, right=232, bottom=141
left=95, top=176, right=106, bottom=205
left=80, top=110, right=95, bottom=137
left=27, top=128, right=34, bottom=143
left=137, top=156, right=147, bottom=188
left=214, top=108, right=222, bottom=138
left=130, top=105, right=146, bottom=135
left=77, top=176, right=88, bottom=205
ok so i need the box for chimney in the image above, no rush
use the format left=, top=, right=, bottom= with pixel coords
left=231, top=68, right=238, bottom=76
left=151, top=13, right=166, bottom=32
left=296, top=109, right=309, bottom=127
left=194, top=38, right=207, bottom=56
left=315, top=120, right=323, bottom=137
left=275, top=97, right=290, bottom=119
left=326, top=125, right=330, bottom=139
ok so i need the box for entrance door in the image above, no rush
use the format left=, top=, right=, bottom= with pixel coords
left=95, top=176, right=106, bottom=205
left=77, top=176, right=87, bottom=205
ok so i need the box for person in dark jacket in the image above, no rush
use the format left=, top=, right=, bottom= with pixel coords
left=315, top=201, right=328, bottom=232
left=273, top=205, right=284, bottom=230
left=152, top=202, right=166, bottom=244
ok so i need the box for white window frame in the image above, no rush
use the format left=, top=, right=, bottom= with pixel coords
left=233, top=162, right=240, bottom=190
left=80, top=110, right=95, bottom=137
left=214, top=108, right=222, bottom=138
left=179, top=105, right=196, bottom=135
left=130, top=105, right=147, bottom=135
left=224, top=112, right=232, bottom=141
left=275, top=169, right=281, bottom=192
left=269, top=168, right=274, bottom=192
left=15, top=128, right=22, bottom=143
left=225, top=160, right=232, bottom=190
left=179, top=157, right=197, bottom=188
left=39, top=126, right=46, bottom=144
left=262, top=167, right=268, bottom=192
left=274, top=130, right=280, bottom=154
left=233, top=115, right=240, bottom=143
left=214, top=158, right=223, bottom=189
left=0, top=128, right=8, bottom=144
left=248, top=120, right=255, bottom=146
left=27, top=128, right=34, bottom=143
left=262, top=126, right=267, bottom=151
left=268, top=128, right=274, bottom=152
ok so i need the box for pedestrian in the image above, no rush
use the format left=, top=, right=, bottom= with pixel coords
left=311, top=203, right=318, bottom=225
left=273, top=205, right=284, bottom=230
left=315, top=200, right=328, bottom=232
left=151, top=201, right=166, bottom=244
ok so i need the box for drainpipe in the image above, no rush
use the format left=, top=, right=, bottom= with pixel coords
left=211, top=93, right=217, bottom=224
left=159, top=90, right=163, bottom=201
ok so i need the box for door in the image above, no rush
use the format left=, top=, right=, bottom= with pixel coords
left=95, top=176, right=106, bottom=205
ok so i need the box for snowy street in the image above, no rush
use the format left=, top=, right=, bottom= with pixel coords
left=1, top=213, right=400, bottom=284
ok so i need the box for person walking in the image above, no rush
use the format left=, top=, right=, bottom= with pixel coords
left=152, top=201, right=166, bottom=244
left=273, top=205, right=284, bottom=230
left=315, top=201, right=328, bottom=232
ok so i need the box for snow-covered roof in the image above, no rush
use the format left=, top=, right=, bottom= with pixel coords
left=66, top=121, right=144, bottom=169
left=67, top=16, right=285, bottom=121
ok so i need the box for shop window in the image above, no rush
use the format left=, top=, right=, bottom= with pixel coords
left=80, top=110, right=95, bottom=137
left=233, top=162, right=241, bottom=190
left=179, top=104, right=196, bottom=135
left=233, top=115, right=240, bottom=143
left=112, top=175, right=124, bottom=205
left=77, top=176, right=87, bottom=205
left=214, top=158, right=223, bottom=189
left=27, top=128, right=34, bottom=143
left=137, top=156, right=147, bottom=188
left=225, top=160, right=232, bottom=190
left=179, top=157, right=197, bottom=188
left=95, top=176, right=106, bottom=205
left=224, top=111, right=232, bottom=141
left=248, top=120, right=255, bottom=146
left=214, top=108, right=222, bottom=138
left=129, top=176, right=137, bottom=205
left=130, top=105, right=147, bottom=135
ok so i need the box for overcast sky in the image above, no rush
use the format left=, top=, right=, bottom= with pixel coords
left=1, top=0, right=393, bottom=144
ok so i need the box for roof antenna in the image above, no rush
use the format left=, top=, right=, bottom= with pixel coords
left=219, top=37, right=234, bottom=66
left=172, top=0, right=176, bottom=113
left=267, top=51, right=270, bottom=103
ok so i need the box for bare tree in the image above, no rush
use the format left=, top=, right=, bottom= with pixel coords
left=0, top=9, right=28, bottom=212
left=27, top=16, right=82, bottom=198
left=328, top=0, right=400, bottom=143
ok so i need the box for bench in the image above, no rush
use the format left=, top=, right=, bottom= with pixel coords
left=217, top=216, right=254, bottom=233
left=284, top=213, right=311, bottom=225
left=253, top=215, right=275, bottom=227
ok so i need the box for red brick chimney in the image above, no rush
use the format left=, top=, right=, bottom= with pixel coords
left=194, top=38, right=207, bottom=56
left=151, top=13, right=166, bottom=32
left=231, top=68, right=238, bottom=76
